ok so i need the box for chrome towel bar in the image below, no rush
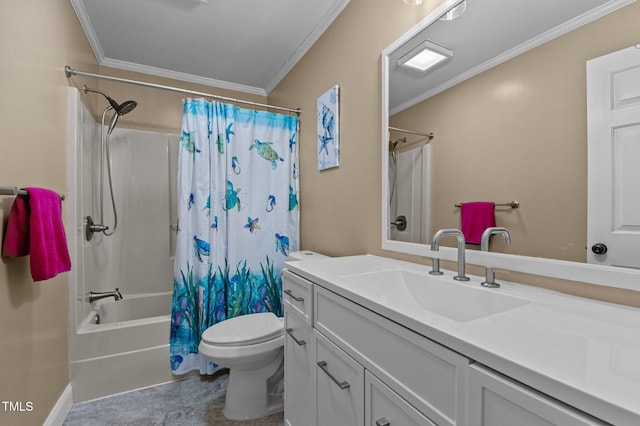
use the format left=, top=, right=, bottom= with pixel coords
left=455, top=201, right=519, bottom=208
left=0, top=186, right=65, bottom=200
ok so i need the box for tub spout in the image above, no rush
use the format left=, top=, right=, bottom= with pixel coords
left=89, top=288, right=123, bottom=303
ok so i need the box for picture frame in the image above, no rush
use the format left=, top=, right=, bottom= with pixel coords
left=317, top=85, right=339, bottom=170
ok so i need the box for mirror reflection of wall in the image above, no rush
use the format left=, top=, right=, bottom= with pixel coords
left=388, top=0, right=640, bottom=263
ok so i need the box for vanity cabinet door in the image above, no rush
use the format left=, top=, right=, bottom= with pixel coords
left=365, top=371, right=437, bottom=426
left=284, top=305, right=316, bottom=426
left=468, top=364, right=607, bottom=426
left=315, top=330, right=364, bottom=426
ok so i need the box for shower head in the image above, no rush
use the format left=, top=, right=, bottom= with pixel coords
left=84, top=86, right=137, bottom=134
left=117, top=100, right=137, bottom=116
left=84, top=85, right=137, bottom=115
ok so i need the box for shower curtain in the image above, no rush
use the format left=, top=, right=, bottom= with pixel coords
left=170, top=99, right=299, bottom=375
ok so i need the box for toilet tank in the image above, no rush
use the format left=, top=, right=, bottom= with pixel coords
left=286, top=250, right=329, bottom=261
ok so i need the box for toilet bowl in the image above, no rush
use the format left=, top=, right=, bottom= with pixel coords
left=199, top=251, right=328, bottom=420
left=199, top=312, right=285, bottom=420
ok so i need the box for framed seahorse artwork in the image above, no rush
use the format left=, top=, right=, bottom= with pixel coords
left=317, top=85, right=339, bottom=170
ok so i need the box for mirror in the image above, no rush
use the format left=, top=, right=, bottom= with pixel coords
left=382, top=0, right=639, bottom=268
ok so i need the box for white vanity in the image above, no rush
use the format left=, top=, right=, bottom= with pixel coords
left=282, top=255, right=640, bottom=426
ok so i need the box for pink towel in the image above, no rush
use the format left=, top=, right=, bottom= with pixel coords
left=21, top=188, right=71, bottom=282
left=2, top=189, right=72, bottom=281
left=461, top=202, right=496, bottom=245
left=2, top=195, right=30, bottom=257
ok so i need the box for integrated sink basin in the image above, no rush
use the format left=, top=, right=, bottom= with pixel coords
left=341, top=270, right=531, bottom=322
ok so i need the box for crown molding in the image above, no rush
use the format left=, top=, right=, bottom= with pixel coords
left=264, top=0, right=351, bottom=94
left=99, top=58, right=267, bottom=97
left=69, top=0, right=105, bottom=63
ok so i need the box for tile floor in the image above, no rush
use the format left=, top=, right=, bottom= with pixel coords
left=63, top=371, right=284, bottom=425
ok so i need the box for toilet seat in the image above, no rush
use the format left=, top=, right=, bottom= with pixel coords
left=201, top=312, right=283, bottom=347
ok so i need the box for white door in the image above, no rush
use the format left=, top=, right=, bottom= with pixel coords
left=587, top=45, right=640, bottom=268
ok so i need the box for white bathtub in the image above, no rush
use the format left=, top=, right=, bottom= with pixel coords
left=71, top=291, right=175, bottom=402
left=90, top=291, right=172, bottom=325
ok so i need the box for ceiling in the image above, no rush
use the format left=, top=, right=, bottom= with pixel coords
left=70, top=0, right=351, bottom=96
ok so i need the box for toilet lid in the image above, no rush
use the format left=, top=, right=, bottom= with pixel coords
left=201, top=312, right=283, bottom=347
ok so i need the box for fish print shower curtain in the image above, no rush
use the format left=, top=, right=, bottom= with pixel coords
left=170, top=99, right=299, bottom=375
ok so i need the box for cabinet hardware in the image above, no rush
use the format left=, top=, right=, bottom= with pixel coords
left=376, top=418, right=391, bottom=426
left=284, top=289, right=304, bottom=302
left=286, top=328, right=306, bottom=346
left=317, top=361, right=350, bottom=389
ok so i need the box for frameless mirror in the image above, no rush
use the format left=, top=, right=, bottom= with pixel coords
left=381, top=0, right=640, bottom=289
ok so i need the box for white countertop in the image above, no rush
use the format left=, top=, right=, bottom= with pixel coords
left=285, top=254, right=640, bottom=426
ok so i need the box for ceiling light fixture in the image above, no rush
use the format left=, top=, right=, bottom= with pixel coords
left=440, top=1, right=467, bottom=21
left=397, top=40, right=453, bottom=72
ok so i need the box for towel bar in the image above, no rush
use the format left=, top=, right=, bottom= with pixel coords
left=455, top=201, right=519, bottom=209
left=0, top=186, right=65, bottom=200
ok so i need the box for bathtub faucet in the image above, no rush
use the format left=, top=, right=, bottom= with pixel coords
left=89, top=288, right=123, bottom=303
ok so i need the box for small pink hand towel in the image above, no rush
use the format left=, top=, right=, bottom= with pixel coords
left=2, top=194, right=30, bottom=257
left=25, top=187, right=71, bottom=282
left=461, top=202, right=496, bottom=245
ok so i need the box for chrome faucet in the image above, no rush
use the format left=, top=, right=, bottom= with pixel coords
left=480, top=227, right=511, bottom=288
left=429, top=229, right=469, bottom=281
left=89, top=288, right=123, bottom=303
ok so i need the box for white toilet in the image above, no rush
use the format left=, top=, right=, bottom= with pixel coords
left=198, top=250, right=327, bottom=420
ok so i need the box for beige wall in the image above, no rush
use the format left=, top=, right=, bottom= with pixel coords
left=0, top=1, right=96, bottom=424
left=269, top=0, right=640, bottom=307
left=269, top=0, right=444, bottom=257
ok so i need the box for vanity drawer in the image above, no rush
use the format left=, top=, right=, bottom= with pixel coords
left=314, top=286, right=469, bottom=426
left=468, top=364, right=608, bottom=426
left=283, top=270, right=314, bottom=324
left=365, top=371, right=436, bottom=426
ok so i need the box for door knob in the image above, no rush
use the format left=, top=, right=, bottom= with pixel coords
left=591, top=243, right=608, bottom=255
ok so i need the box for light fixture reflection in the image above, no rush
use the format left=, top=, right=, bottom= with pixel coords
left=402, top=0, right=423, bottom=5
left=398, top=40, right=453, bottom=72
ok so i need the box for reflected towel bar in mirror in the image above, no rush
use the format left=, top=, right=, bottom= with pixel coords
left=389, top=126, right=435, bottom=140
left=454, top=201, right=519, bottom=208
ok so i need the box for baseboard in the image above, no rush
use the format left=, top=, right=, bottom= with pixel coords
left=43, top=384, right=73, bottom=426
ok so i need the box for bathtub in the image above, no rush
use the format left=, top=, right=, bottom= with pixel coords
left=70, top=291, right=175, bottom=402
left=89, top=291, right=172, bottom=325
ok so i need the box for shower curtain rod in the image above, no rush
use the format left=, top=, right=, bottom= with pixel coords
left=65, top=66, right=301, bottom=116
left=389, top=126, right=434, bottom=139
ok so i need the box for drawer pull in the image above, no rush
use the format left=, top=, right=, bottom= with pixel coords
left=285, top=328, right=306, bottom=346
left=317, top=361, right=350, bottom=389
left=284, top=289, right=304, bottom=302
left=376, top=418, right=390, bottom=426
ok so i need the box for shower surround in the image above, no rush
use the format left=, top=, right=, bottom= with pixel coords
left=66, top=88, right=179, bottom=402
